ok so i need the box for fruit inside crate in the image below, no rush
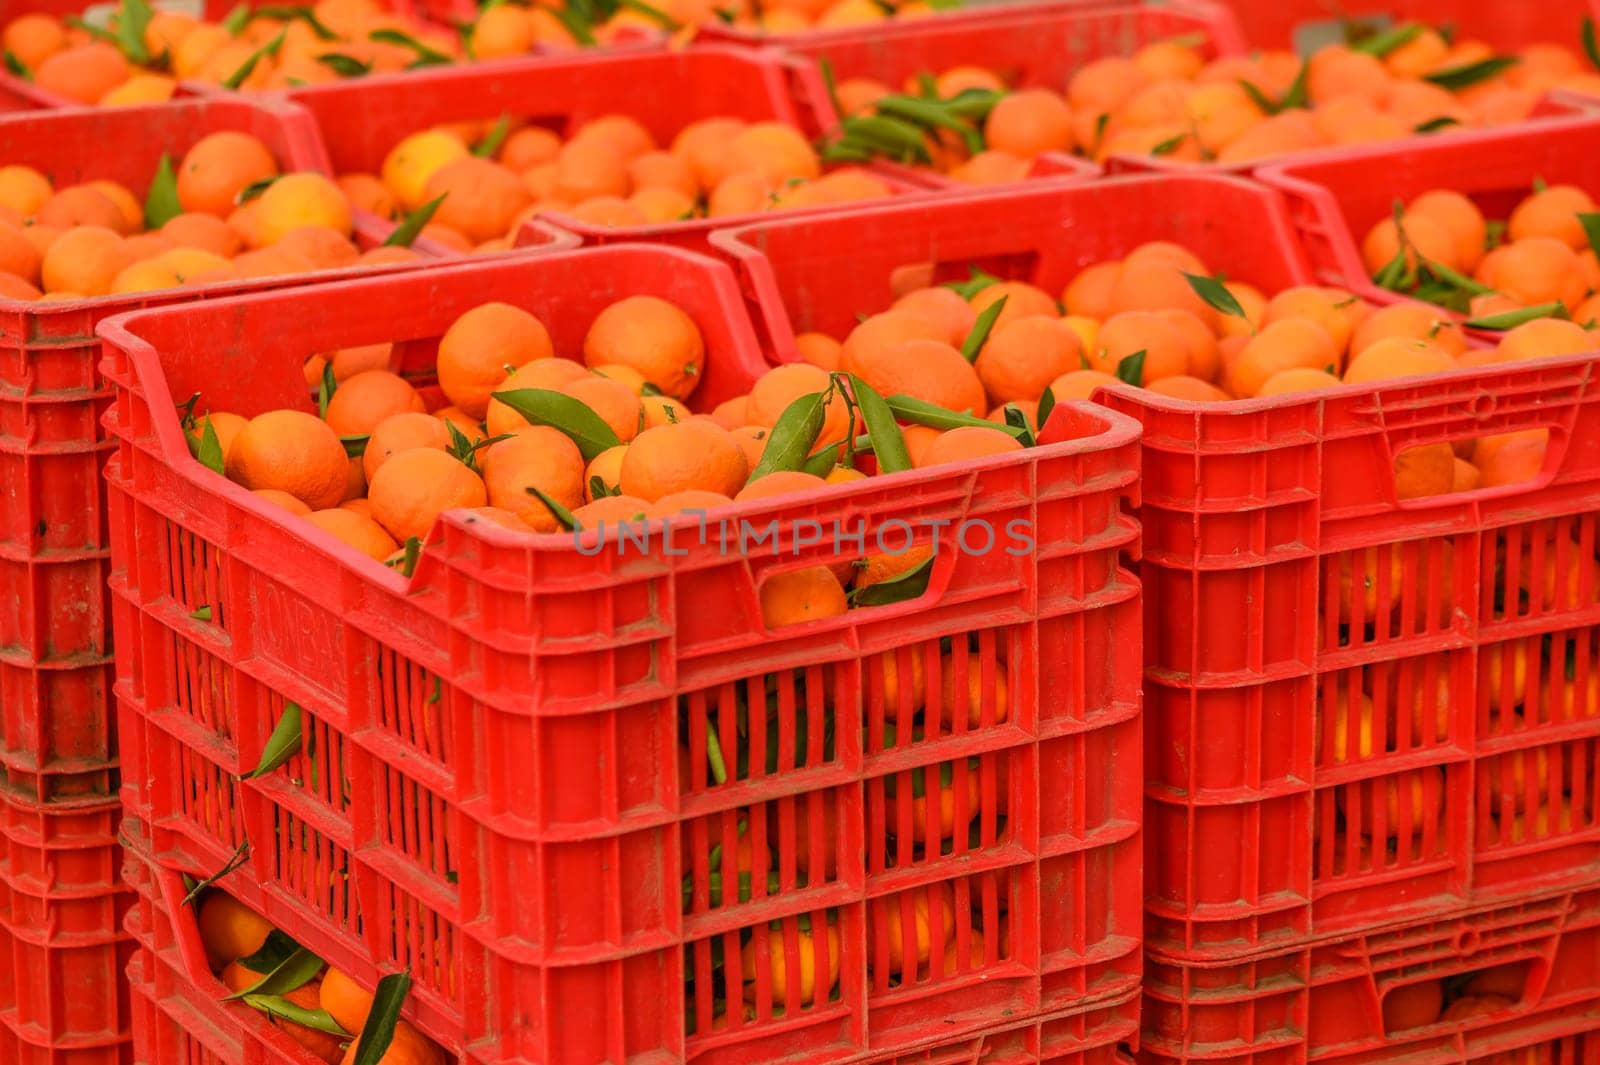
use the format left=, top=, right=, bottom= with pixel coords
left=281, top=46, right=916, bottom=254
left=776, top=0, right=1245, bottom=187
left=710, top=174, right=1600, bottom=956
left=1209, top=0, right=1600, bottom=54
left=98, top=243, right=1145, bottom=1063
left=0, top=0, right=460, bottom=108
left=1260, top=114, right=1600, bottom=330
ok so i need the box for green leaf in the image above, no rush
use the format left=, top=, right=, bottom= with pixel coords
left=316, top=52, right=372, bottom=76
left=224, top=946, right=325, bottom=1001
left=1183, top=273, right=1247, bottom=318
left=235, top=175, right=279, bottom=205
left=1115, top=349, right=1147, bottom=386
left=1351, top=21, right=1422, bottom=57
left=1279, top=60, right=1310, bottom=110
left=190, top=605, right=213, bottom=622
left=3, top=50, right=30, bottom=79
left=246, top=703, right=302, bottom=779
left=341, top=434, right=369, bottom=458
left=1413, top=115, right=1461, bottom=133
left=1091, top=111, right=1110, bottom=152
left=116, top=0, right=154, bottom=64
left=589, top=474, right=619, bottom=499
left=1150, top=132, right=1188, bottom=156
left=850, top=556, right=933, bottom=606
left=799, top=448, right=838, bottom=477
left=1036, top=385, right=1057, bottom=433
left=369, top=27, right=451, bottom=66
left=944, top=86, right=1001, bottom=120
left=1484, top=219, right=1506, bottom=249
left=180, top=841, right=250, bottom=905
left=350, top=971, right=413, bottom=1065
left=254, top=5, right=338, bottom=39
left=317, top=363, right=336, bottom=418
left=1464, top=301, right=1569, bottom=330
left=1003, top=403, right=1035, bottom=447
left=943, top=265, right=1000, bottom=301
left=223, top=29, right=287, bottom=89
left=383, top=193, right=445, bottom=248
left=526, top=486, right=578, bottom=531
left=547, top=4, right=597, bottom=46
left=1424, top=55, right=1519, bottom=91
left=144, top=153, right=183, bottom=230
left=387, top=537, right=421, bottom=577
left=749, top=391, right=828, bottom=481
left=489, top=388, right=622, bottom=460
left=886, top=395, right=1025, bottom=436
left=222, top=2, right=251, bottom=35
left=1237, top=79, right=1276, bottom=114
left=1579, top=212, right=1600, bottom=262
left=237, top=930, right=301, bottom=975
left=1372, top=247, right=1409, bottom=290
left=848, top=375, right=911, bottom=474
left=1423, top=258, right=1493, bottom=295
left=197, top=415, right=225, bottom=476
left=959, top=296, right=1007, bottom=362
left=473, top=113, right=512, bottom=158
left=1586, top=16, right=1600, bottom=72
left=243, top=995, right=349, bottom=1036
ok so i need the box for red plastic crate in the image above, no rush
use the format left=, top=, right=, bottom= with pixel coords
left=0, top=96, right=463, bottom=803
left=1139, top=888, right=1600, bottom=1065
left=775, top=0, right=1246, bottom=188
left=710, top=176, right=1600, bottom=958
left=1211, top=0, right=1600, bottom=53
left=283, top=47, right=918, bottom=255
left=97, top=243, right=1144, bottom=1064
left=1258, top=113, right=1600, bottom=324
left=0, top=784, right=133, bottom=1063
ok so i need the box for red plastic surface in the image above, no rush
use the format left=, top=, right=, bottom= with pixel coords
left=282, top=47, right=914, bottom=255
left=0, top=785, right=132, bottom=1063
left=98, top=243, right=1143, bottom=1064
left=1258, top=113, right=1600, bottom=324
left=711, top=175, right=1600, bottom=958
left=776, top=0, right=1246, bottom=188
left=1210, top=0, right=1600, bottom=53
left=1139, top=889, right=1600, bottom=1065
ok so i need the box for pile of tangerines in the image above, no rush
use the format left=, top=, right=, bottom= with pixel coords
left=790, top=237, right=1585, bottom=501
left=356, top=111, right=893, bottom=250
left=0, top=130, right=417, bottom=301
left=198, top=891, right=445, bottom=1064
left=825, top=24, right=1600, bottom=180
left=1366, top=179, right=1600, bottom=323
left=0, top=0, right=954, bottom=103
left=198, top=289, right=1033, bottom=629
left=0, top=0, right=456, bottom=104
